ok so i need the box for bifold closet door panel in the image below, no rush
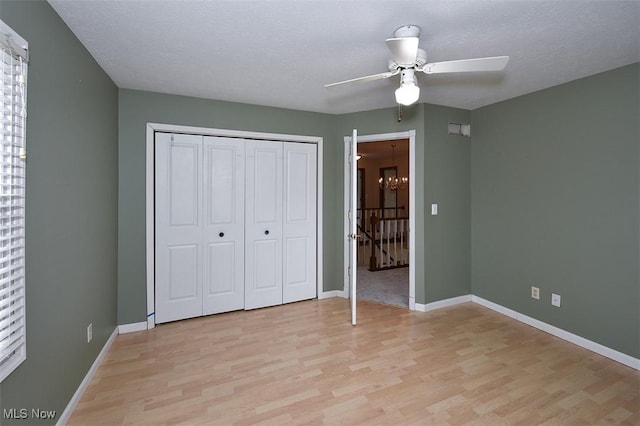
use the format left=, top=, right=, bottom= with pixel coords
left=155, top=133, right=203, bottom=324
left=245, top=140, right=283, bottom=310
left=283, top=142, right=317, bottom=303
left=202, top=137, right=245, bottom=315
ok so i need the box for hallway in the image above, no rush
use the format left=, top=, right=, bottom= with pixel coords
left=356, top=265, right=409, bottom=308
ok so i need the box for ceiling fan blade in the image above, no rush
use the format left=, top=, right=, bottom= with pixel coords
left=422, top=56, right=510, bottom=74
left=385, top=37, right=419, bottom=66
left=325, top=70, right=398, bottom=87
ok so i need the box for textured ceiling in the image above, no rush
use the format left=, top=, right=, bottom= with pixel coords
left=47, top=0, right=639, bottom=114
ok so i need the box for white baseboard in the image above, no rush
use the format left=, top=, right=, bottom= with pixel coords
left=414, top=294, right=472, bottom=312
left=320, top=289, right=346, bottom=299
left=304, top=291, right=639, bottom=370
left=56, top=327, right=118, bottom=426
left=118, top=321, right=147, bottom=334
left=472, top=296, right=640, bottom=370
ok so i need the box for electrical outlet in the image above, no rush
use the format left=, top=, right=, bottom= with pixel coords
left=551, top=293, right=561, bottom=307
left=87, top=323, right=93, bottom=343
left=531, top=286, right=540, bottom=300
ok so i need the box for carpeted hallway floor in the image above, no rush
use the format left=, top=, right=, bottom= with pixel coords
left=356, top=265, right=409, bottom=308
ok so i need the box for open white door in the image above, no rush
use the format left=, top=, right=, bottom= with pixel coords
left=348, top=129, right=358, bottom=325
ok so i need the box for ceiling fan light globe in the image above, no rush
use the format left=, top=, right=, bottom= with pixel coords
left=395, top=84, right=420, bottom=105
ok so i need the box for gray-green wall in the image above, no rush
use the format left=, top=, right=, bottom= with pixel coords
left=0, top=1, right=118, bottom=424
left=117, top=90, right=338, bottom=324
left=471, top=63, right=639, bottom=358
left=424, top=104, right=472, bottom=302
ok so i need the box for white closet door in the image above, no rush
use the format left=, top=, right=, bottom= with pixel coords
left=245, top=140, right=283, bottom=310
left=202, top=137, right=245, bottom=315
left=282, top=142, right=317, bottom=303
left=155, top=133, right=203, bottom=324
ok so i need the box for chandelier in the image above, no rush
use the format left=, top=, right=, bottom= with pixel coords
left=379, top=144, right=408, bottom=191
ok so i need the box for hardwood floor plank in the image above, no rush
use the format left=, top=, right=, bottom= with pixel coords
left=68, top=299, right=639, bottom=425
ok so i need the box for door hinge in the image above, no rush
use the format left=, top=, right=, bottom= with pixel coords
left=348, top=210, right=352, bottom=219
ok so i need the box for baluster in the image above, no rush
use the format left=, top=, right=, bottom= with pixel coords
left=403, top=219, right=407, bottom=265
left=368, top=226, right=371, bottom=267
left=374, top=219, right=378, bottom=269
left=397, top=219, right=401, bottom=266
left=382, top=220, right=386, bottom=268
left=373, top=218, right=377, bottom=269
left=382, top=219, right=386, bottom=268
left=394, top=218, right=398, bottom=266
left=369, top=213, right=376, bottom=270
left=379, top=220, right=384, bottom=269
left=400, top=219, right=405, bottom=265
left=367, top=221, right=376, bottom=268
left=386, top=220, right=391, bottom=267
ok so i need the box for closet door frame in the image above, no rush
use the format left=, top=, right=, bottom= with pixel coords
left=145, top=123, right=324, bottom=329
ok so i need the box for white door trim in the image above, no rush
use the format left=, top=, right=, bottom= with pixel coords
left=343, top=130, right=416, bottom=309
left=146, top=122, right=324, bottom=329
left=349, top=129, right=358, bottom=325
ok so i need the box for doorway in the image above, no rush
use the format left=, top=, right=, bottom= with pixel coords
left=343, top=130, right=416, bottom=310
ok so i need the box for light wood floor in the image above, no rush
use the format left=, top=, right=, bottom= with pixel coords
left=69, top=299, right=639, bottom=425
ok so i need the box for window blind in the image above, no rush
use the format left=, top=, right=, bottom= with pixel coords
left=0, top=20, right=28, bottom=383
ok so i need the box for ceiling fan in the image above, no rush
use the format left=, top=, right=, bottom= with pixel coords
left=325, top=25, right=509, bottom=106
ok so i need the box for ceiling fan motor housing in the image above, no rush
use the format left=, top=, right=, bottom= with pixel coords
left=400, top=68, right=417, bottom=85
left=388, top=48, right=427, bottom=71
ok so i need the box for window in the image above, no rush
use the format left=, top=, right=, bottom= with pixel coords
left=0, top=20, right=28, bottom=383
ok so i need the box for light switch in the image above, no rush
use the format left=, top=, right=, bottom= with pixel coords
left=431, top=204, right=438, bottom=215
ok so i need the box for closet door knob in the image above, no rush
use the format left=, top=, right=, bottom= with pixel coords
left=219, top=232, right=224, bottom=237
left=264, top=230, right=269, bottom=235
